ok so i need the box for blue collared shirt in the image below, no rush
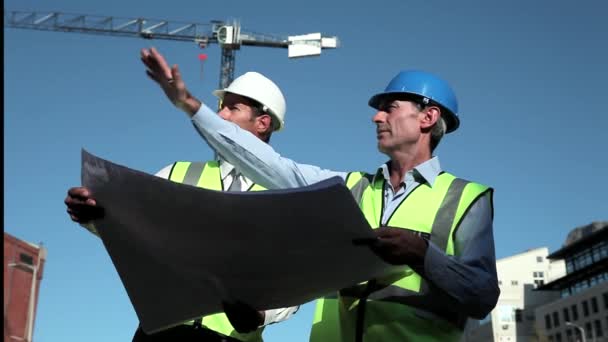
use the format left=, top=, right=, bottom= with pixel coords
left=190, top=103, right=499, bottom=318
left=378, top=157, right=442, bottom=225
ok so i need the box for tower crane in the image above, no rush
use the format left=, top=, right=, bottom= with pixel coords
left=4, top=10, right=339, bottom=90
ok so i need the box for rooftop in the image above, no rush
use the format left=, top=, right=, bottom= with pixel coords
left=548, top=221, right=607, bottom=259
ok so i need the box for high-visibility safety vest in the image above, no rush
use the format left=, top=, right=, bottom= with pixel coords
left=310, top=170, right=493, bottom=342
left=169, top=161, right=266, bottom=342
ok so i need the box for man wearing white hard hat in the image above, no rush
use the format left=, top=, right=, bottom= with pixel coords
left=64, top=48, right=296, bottom=341
left=142, top=45, right=499, bottom=342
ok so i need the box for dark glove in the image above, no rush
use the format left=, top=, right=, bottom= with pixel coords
left=222, top=300, right=264, bottom=333
left=64, top=187, right=105, bottom=223
left=367, top=226, right=429, bottom=267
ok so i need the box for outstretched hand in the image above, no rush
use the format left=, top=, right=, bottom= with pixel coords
left=140, top=47, right=201, bottom=116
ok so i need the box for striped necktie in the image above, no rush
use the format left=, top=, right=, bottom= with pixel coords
left=228, top=172, right=242, bottom=192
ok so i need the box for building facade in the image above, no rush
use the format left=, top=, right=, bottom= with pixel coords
left=464, top=247, right=566, bottom=341
left=4, top=232, right=47, bottom=342
left=535, top=221, right=608, bottom=342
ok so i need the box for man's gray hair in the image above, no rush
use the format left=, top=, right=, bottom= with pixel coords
left=412, top=101, right=446, bottom=152
left=430, top=117, right=446, bottom=152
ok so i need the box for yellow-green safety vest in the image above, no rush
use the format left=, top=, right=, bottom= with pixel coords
left=169, top=161, right=266, bottom=342
left=310, top=171, right=493, bottom=342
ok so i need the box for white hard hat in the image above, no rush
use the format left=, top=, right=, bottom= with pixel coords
left=213, top=72, right=287, bottom=131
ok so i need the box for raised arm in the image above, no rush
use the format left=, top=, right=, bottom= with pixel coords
left=141, top=47, right=347, bottom=189
left=191, top=105, right=346, bottom=189
left=140, top=47, right=201, bottom=116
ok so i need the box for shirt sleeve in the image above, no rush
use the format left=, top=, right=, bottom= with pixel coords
left=262, top=306, right=300, bottom=326
left=78, top=164, right=175, bottom=237
left=423, top=192, right=500, bottom=319
left=191, top=103, right=347, bottom=189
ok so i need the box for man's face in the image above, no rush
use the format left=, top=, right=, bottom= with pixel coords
left=218, top=93, right=259, bottom=134
left=373, top=99, right=423, bottom=154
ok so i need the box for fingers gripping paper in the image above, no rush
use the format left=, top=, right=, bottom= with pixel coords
left=81, top=149, right=393, bottom=333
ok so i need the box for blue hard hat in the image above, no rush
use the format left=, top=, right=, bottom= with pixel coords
left=368, top=70, right=460, bottom=133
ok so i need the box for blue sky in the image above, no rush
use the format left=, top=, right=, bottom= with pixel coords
left=4, top=0, right=607, bottom=341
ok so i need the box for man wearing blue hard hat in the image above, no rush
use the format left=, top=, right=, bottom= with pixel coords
left=144, top=49, right=499, bottom=342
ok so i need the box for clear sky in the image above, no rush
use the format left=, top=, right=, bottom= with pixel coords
left=4, top=0, right=607, bottom=340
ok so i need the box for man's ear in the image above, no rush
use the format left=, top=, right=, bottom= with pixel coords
left=420, top=106, right=441, bottom=130
left=256, top=114, right=273, bottom=134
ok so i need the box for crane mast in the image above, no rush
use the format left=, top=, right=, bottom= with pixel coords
left=4, top=10, right=339, bottom=89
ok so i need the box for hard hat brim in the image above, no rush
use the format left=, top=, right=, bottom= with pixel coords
left=368, top=92, right=459, bottom=133
left=212, top=89, right=284, bottom=131
left=212, top=89, right=227, bottom=100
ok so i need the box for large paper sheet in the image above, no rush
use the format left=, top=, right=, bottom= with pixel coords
left=81, top=149, right=394, bottom=333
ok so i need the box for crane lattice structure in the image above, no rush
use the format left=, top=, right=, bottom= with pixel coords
left=4, top=10, right=339, bottom=90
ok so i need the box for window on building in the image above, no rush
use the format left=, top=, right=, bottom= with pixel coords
left=537, top=256, right=543, bottom=262
left=553, top=311, right=560, bottom=327
left=573, top=250, right=595, bottom=270
left=515, top=309, right=522, bottom=323
left=591, top=297, right=598, bottom=313
left=590, top=275, right=599, bottom=287
left=600, top=240, right=608, bottom=259
left=545, top=314, right=552, bottom=329
left=555, top=332, right=562, bottom=342
left=511, top=280, right=518, bottom=286
left=603, top=292, right=608, bottom=309
left=566, top=259, right=575, bottom=273
left=592, top=240, right=608, bottom=262
left=571, top=304, right=579, bottom=321
left=566, top=329, right=572, bottom=340
left=585, top=322, right=592, bottom=339
left=595, top=320, right=603, bottom=337
left=497, top=305, right=515, bottom=323
left=583, top=300, right=589, bottom=317
left=562, top=308, right=570, bottom=322
left=533, top=271, right=544, bottom=278
left=583, top=253, right=592, bottom=267
left=535, top=279, right=545, bottom=287
left=592, top=245, right=601, bottom=261
left=498, top=280, right=502, bottom=286
left=19, top=253, right=34, bottom=265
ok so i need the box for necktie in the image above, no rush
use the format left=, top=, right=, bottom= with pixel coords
left=228, top=172, right=242, bottom=192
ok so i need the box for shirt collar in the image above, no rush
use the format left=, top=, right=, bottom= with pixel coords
left=219, top=158, right=253, bottom=186
left=376, top=156, right=442, bottom=187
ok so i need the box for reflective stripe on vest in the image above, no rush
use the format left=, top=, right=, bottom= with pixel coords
left=311, top=170, right=491, bottom=342
left=169, top=161, right=265, bottom=342
left=169, top=161, right=265, bottom=192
